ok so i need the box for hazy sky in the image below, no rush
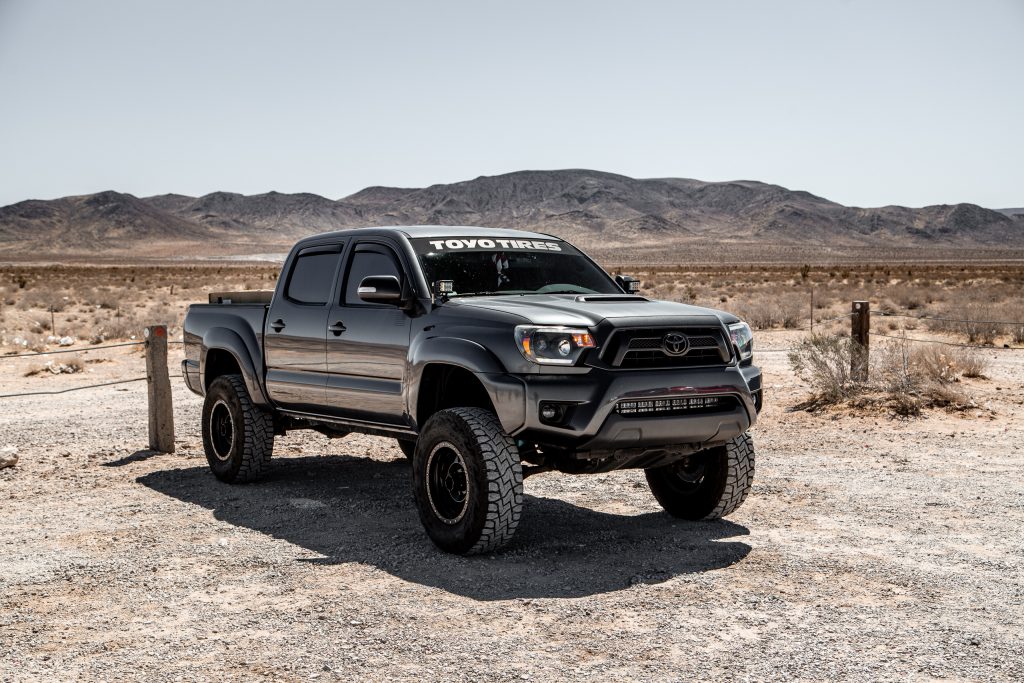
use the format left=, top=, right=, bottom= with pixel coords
left=1, top=0, right=1021, bottom=209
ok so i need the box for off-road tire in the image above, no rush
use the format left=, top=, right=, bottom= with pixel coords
left=397, top=439, right=416, bottom=460
left=412, top=407, right=523, bottom=555
left=202, top=374, right=274, bottom=484
left=645, top=433, right=754, bottom=520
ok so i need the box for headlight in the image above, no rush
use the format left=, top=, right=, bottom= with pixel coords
left=728, top=322, right=753, bottom=361
left=514, top=325, right=596, bottom=365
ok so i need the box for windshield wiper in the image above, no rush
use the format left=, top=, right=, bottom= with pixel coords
left=446, top=291, right=521, bottom=298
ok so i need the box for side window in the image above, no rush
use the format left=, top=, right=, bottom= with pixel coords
left=344, top=245, right=402, bottom=305
left=285, top=246, right=342, bottom=305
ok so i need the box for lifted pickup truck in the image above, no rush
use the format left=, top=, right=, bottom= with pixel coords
left=183, top=226, right=762, bottom=554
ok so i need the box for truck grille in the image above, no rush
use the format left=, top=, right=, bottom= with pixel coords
left=600, top=327, right=731, bottom=368
left=615, top=395, right=737, bottom=418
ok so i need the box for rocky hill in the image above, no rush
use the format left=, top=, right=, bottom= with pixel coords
left=1, top=170, right=1019, bottom=259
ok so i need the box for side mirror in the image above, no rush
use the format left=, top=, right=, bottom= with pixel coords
left=615, top=275, right=641, bottom=294
left=358, top=275, right=404, bottom=305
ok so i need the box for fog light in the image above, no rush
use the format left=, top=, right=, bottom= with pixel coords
left=539, top=401, right=574, bottom=426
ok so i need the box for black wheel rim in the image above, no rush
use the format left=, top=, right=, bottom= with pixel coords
left=209, top=400, right=234, bottom=462
left=669, top=456, right=706, bottom=493
left=426, top=442, right=469, bottom=524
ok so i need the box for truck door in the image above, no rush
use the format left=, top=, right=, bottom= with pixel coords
left=324, top=239, right=413, bottom=424
left=264, top=242, right=343, bottom=412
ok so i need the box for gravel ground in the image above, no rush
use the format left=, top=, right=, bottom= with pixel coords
left=1, top=341, right=1022, bottom=682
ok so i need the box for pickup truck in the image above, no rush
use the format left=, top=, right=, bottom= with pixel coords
left=182, top=226, right=762, bottom=555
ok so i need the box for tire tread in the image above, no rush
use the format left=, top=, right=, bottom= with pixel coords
left=704, top=432, right=755, bottom=519
left=217, top=374, right=274, bottom=483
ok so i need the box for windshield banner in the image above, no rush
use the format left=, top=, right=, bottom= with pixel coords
left=412, top=237, right=567, bottom=253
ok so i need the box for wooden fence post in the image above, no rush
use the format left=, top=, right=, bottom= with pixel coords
left=851, top=301, right=870, bottom=381
left=145, top=325, right=175, bottom=453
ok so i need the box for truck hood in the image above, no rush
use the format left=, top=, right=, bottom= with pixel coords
left=445, top=294, right=740, bottom=327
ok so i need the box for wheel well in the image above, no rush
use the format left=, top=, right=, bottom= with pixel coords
left=417, top=364, right=495, bottom=428
left=204, top=348, right=242, bottom=390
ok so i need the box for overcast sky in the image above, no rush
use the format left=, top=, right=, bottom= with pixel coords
left=0, top=0, right=1021, bottom=209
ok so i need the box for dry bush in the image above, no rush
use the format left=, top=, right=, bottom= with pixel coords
left=95, top=312, right=143, bottom=340
left=730, top=293, right=807, bottom=330
left=1007, top=305, right=1024, bottom=345
left=912, top=345, right=959, bottom=383
left=789, top=334, right=982, bottom=415
left=924, top=306, right=1007, bottom=345
left=788, top=335, right=859, bottom=403
left=956, top=350, right=989, bottom=378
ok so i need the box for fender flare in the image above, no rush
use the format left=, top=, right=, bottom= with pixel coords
left=407, top=336, right=526, bottom=433
left=200, top=326, right=270, bottom=407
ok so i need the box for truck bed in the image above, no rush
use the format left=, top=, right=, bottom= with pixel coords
left=182, top=302, right=269, bottom=395
left=207, top=290, right=274, bottom=304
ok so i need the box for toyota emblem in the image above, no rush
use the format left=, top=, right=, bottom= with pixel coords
left=661, top=332, right=689, bottom=356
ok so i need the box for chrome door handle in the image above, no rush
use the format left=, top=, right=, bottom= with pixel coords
left=270, top=319, right=286, bottom=332
left=328, top=321, right=347, bottom=336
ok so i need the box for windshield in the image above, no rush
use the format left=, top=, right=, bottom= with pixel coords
left=411, top=237, right=620, bottom=296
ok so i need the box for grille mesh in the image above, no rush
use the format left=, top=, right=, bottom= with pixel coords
left=601, top=327, right=730, bottom=368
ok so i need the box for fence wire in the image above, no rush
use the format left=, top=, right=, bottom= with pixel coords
left=0, top=341, right=145, bottom=360
left=755, top=311, right=857, bottom=333
left=0, top=375, right=184, bottom=400
left=876, top=312, right=1024, bottom=326
left=870, top=332, right=1023, bottom=351
left=0, top=338, right=184, bottom=360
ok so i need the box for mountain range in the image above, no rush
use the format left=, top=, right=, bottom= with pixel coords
left=1, top=170, right=1020, bottom=260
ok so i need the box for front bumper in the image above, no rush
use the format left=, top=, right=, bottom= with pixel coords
left=483, top=363, right=762, bottom=459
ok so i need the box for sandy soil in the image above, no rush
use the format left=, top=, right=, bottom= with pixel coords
left=1, top=339, right=1022, bottom=681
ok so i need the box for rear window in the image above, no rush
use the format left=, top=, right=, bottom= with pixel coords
left=286, top=249, right=340, bottom=304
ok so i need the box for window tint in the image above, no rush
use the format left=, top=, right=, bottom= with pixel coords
left=286, top=251, right=340, bottom=304
left=345, top=247, right=402, bottom=305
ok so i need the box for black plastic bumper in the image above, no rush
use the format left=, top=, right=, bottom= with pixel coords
left=484, top=363, right=762, bottom=458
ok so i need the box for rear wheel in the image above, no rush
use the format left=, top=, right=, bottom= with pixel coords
left=645, top=433, right=754, bottom=519
left=412, top=407, right=523, bottom=555
left=202, top=374, right=274, bottom=483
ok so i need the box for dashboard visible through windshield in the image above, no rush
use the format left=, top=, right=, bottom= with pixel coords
left=410, top=236, right=620, bottom=297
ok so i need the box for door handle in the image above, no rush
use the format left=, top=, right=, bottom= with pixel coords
left=328, top=321, right=346, bottom=336
left=270, top=319, right=286, bottom=332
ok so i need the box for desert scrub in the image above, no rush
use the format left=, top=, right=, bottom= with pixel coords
left=788, top=334, right=983, bottom=415
left=788, top=334, right=860, bottom=403
left=730, top=292, right=807, bottom=330
left=925, top=306, right=1005, bottom=345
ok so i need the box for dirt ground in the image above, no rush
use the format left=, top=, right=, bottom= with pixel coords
left=1, top=337, right=1023, bottom=682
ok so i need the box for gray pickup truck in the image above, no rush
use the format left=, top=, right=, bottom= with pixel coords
left=182, top=226, right=762, bottom=554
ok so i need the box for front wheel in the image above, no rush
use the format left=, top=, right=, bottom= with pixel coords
left=412, top=407, right=523, bottom=555
left=201, top=374, right=275, bottom=483
left=645, top=433, right=754, bottom=519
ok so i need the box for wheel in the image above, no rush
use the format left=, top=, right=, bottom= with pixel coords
left=412, top=407, right=523, bottom=555
left=397, top=438, right=416, bottom=460
left=645, top=433, right=754, bottom=520
left=201, top=374, right=275, bottom=483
